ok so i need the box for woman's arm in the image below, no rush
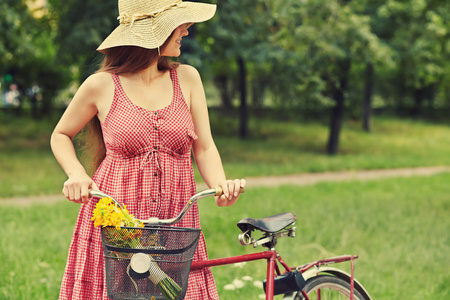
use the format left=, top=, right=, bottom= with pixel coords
left=178, top=65, right=245, bottom=207
left=50, top=73, right=113, bottom=204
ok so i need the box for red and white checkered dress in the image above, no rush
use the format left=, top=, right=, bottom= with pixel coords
left=59, top=69, right=219, bottom=300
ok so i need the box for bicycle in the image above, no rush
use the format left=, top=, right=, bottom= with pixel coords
left=90, top=188, right=372, bottom=300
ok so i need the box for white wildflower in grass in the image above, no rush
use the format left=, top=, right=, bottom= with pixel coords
left=233, top=262, right=247, bottom=268
left=259, top=294, right=266, bottom=299
left=224, top=284, right=236, bottom=290
left=242, top=275, right=253, bottom=281
left=253, top=280, right=264, bottom=289
left=232, top=279, right=245, bottom=289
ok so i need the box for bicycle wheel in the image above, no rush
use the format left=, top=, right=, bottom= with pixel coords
left=294, top=275, right=365, bottom=300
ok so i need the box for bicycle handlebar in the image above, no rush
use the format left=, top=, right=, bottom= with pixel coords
left=89, top=187, right=244, bottom=226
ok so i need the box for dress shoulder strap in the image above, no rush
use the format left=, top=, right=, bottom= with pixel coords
left=170, top=69, right=181, bottom=93
left=169, top=68, right=186, bottom=105
left=110, top=73, right=128, bottom=103
left=111, top=73, right=121, bottom=88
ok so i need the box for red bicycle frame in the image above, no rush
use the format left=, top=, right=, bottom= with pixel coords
left=191, top=251, right=358, bottom=300
left=191, top=250, right=279, bottom=299
left=90, top=189, right=367, bottom=300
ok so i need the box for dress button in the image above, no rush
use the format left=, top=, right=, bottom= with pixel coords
left=154, top=173, right=158, bottom=177
left=154, top=126, right=158, bottom=130
left=153, top=146, right=158, bottom=150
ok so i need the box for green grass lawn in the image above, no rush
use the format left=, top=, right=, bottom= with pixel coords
left=1, top=112, right=449, bottom=298
left=1, top=113, right=450, bottom=198
left=210, top=114, right=450, bottom=177
left=200, top=173, right=450, bottom=299
left=1, top=173, right=449, bottom=299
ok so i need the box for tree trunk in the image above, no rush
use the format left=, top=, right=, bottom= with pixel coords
left=327, top=93, right=345, bottom=155
left=326, top=60, right=350, bottom=155
left=363, top=62, right=374, bottom=132
left=214, top=75, right=233, bottom=109
left=40, top=93, right=53, bottom=118
left=412, top=87, right=424, bottom=117
left=237, top=56, right=248, bottom=139
left=251, top=77, right=265, bottom=109
left=413, top=85, right=436, bottom=118
left=395, top=59, right=407, bottom=114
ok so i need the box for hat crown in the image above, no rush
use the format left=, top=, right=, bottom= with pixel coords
left=98, top=0, right=216, bottom=52
left=119, top=0, right=183, bottom=15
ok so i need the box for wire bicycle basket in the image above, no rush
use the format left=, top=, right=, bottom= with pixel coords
left=101, top=225, right=201, bottom=300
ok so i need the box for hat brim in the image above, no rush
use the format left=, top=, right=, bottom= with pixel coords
left=97, top=2, right=216, bottom=52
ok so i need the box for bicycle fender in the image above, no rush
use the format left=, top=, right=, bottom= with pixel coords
left=301, top=266, right=372, bottom=300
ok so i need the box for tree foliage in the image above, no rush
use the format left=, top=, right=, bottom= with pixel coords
left=0, top=0, right=68, bottom=116
left=271, top=0, right=393, bottom=153
left=198, top=0, right=449, bottom=153
left=194, top=0, right=279, bottom=138
left=375, top=0, right=450, bottom=113
left=2, top=0, right=449, bottom=153
left=47, top=0, right=117, bottom=81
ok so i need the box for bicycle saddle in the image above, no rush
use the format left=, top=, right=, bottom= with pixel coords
left=237, top=212, right=297, bottom=233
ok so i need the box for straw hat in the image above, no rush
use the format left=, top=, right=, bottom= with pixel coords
left=97, top=0, right=216, bottom=52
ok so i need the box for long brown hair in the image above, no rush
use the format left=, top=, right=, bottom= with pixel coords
left=83, top=45, right=179, bottom=175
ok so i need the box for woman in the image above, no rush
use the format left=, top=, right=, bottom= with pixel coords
left=50, top=0, right=245, bottom=299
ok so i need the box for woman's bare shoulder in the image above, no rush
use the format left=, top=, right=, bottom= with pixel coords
left=175, top=65, right=205, bottom=108
left=82, top=72, right=114, bottom=92
left=67, top=71, right=115, bottom=117
left=176, top=64, right=202, bottom=83
left=73, top=72, right=115, bottom=105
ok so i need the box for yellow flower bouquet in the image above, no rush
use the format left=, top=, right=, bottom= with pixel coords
left=91, top=197, right=143, bottom=229
left=92, top=197, right=182, bottom=300
left=92, top=197, right=144, bottom=250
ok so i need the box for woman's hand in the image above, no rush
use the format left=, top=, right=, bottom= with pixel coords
left=215, top=179, right=246, bottom=207
left=62, top=172, right=99, bottom=204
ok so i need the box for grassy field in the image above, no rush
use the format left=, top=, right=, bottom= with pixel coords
left=0, top=113, right=449, bottom=299
left=1, top=113, right=450, bottom=198
left=0, top=115, right=62, bottom=198
left=210, top=113, right=450, bottom=177
left=200, top=174, right=450, bottom=300
left=0, top=173, right=449, bottom=299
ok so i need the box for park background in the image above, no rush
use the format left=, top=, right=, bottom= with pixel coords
left=0, top=0, right=449, bottom=299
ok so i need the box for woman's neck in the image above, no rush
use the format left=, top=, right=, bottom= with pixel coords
left=124, top=62, right=165, bottom=84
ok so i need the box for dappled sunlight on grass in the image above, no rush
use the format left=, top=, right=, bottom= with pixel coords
left=2, top=113, right=450, bottom=198
left=0, top=115, right=57, bottom=152
left=205, top=116, right=450, bottom=180
left=199, top=173, right=450, bottom=299
left=0, top=172, right=448, bottom=298
left=0, top=201, right=79, bottom=299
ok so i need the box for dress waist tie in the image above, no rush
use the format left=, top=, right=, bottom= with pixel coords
left=139, top=148, right=191, bottom=196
